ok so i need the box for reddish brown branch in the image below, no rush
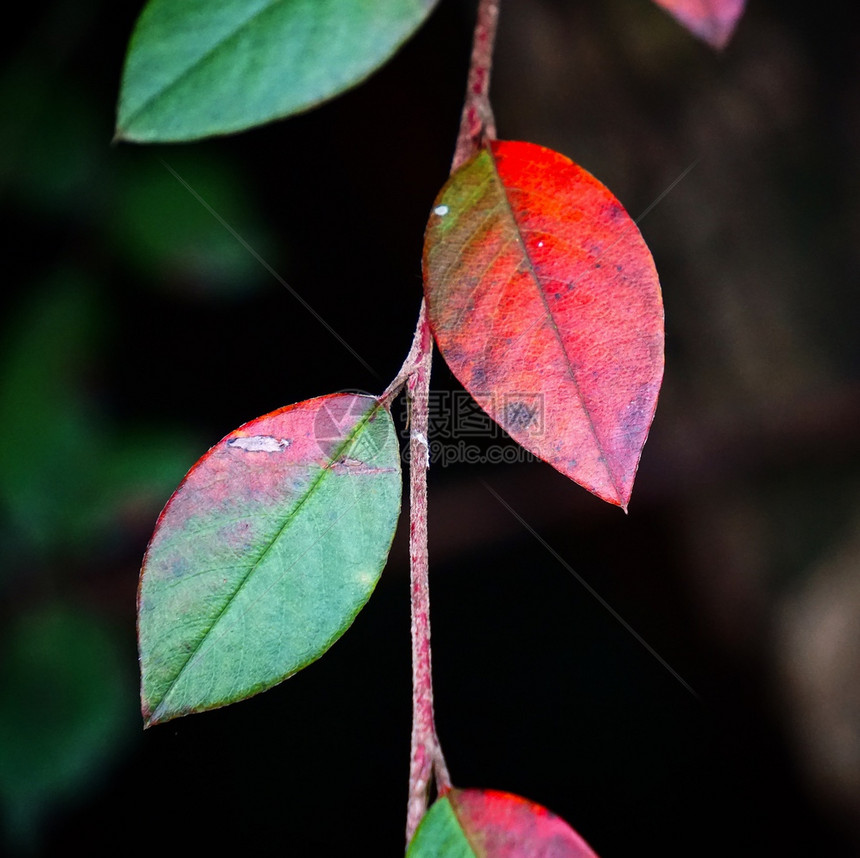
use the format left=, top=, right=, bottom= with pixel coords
left=382, top=302, right=452, bottom=846
left=452, top=0, right=500, bottom=172
left=403, top=303, right=452, bottom=842
left=391, top=0, right=501, bottom=847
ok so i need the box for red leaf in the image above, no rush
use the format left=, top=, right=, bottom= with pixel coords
left=408, top=789, right=599, bottom=857
left=423, top=140, right=663, bottom=509
left=651, top=0, right=746, bottom=49
left=453, top=790, right=598, bottom=857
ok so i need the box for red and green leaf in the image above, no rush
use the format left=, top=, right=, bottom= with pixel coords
left=138, top=393, right=401, bottom=726
left=651, top=0, right=746, bottom=49
left=408, top=789, right=599, bottom=857
left=424, top=140, right=663, bottom=509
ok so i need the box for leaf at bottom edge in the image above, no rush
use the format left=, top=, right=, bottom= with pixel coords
left=408, top=788, right=599, bottom=857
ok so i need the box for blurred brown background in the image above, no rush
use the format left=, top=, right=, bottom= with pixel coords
left=1, top=0, right=858, bottom=854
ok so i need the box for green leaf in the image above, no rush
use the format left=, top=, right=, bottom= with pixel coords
left=138, top=393, right=401, bottom=725
left=408, top=794, right=476, bottom=858
left=117, top=0, right=439, bottom=142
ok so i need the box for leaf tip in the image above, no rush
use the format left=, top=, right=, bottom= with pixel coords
left=112, top=123, right=146, bottom=145
left=652, top=0, right=745, bottom=50
left=706, top=29, right=737, bottom=52
left=141, top=697, right=163, bottom=729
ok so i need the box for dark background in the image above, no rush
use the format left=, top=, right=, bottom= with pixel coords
left=2, top=0, right=859, bottom=854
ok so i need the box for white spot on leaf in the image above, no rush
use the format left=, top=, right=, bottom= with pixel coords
left=227, top=435, right=291, bottom=453
left=355, top=569, right=376, bottom=588
left=434, top=205, right=449, bottom=216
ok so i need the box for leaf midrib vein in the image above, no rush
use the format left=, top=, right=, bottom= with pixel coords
left=488, top=149, right=622, bottom=501
left=122, top=0, right=280, bottom=132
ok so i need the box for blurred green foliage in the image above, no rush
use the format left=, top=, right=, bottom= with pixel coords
left=110, top=154, right=275, bottom=297
left=0, top=275, right=195, bottom=850
left=0, top=2, right=281, bottom=848
left=0, top=605, right=134, bottom=848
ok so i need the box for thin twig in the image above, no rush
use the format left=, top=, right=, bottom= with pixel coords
left=380, top=301, right=430, bottom=408
left=403, top=303, right=452, bottom=843
left=383, top=301, right=452, bottom=846
left=452, top=0, right=500, bottom=172
left=399, top=0, right=501, bottom=846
